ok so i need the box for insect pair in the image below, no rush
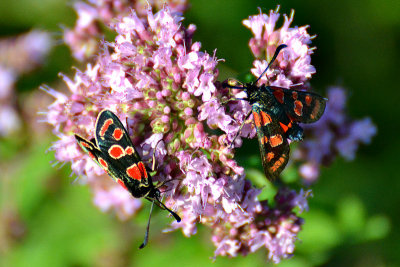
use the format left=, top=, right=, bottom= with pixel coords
left=75, top=110, right=181, bottom=249
left=223, top=44, right=327, bottom=180
left=74, top=44, right=326, bottom=248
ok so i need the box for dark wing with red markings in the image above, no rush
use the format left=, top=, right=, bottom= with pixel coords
left=74, top=133, right=129, bottom=187
left=252, top=107, right=290, bottom=180
left=95, top=110, right=141, bottom=162
left=270, top=86, right=327, bottom=123
left=94, top=110, right=151, bottom=188
left=75, top=134, right=109, bottom=172
left=75, top=110, right=153, bottom=198
left=76, top=110, right=180, bottom=247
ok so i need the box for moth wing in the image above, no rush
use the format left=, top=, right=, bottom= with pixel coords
left=94, top=110, right=150, bottom=185
left=74, top=134, right=121, bottom=185
left=270, top=86, right=327, bottom=123
left=252, top=109, right=290, bottom=180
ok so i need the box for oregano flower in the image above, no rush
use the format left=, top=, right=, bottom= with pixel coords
left=43, top=7, right=375, bottom=262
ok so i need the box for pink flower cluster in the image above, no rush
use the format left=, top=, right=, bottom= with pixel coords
left=243, top=7, right=315, bottom=89
left=44, top=6, right=376, bottom=263
left=64, top=0, right=188, bottom=61
left=44, top=7, right=313, bottom=262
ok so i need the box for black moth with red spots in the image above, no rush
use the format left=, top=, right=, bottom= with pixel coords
left=75, top=110, right=181, bottom=248
left=223, top=44, right=327, bottom=180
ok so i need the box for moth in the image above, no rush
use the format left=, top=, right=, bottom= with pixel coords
left=75, top=110, right=180, bottom=248
left=223, top=44, right=327, bottom=180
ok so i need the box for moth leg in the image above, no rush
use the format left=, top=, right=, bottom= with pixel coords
left=154, top=177, right=183, bottom=190
left=220, top=79, right=248, bottom=106
left=155, top=179, right=170, bottom=189
left=229, top=110, right=252, bottom=148
left=143, top=139, right=164, bottom=175
left=220, top=97, right=248, bottom=106
left=221, top=79, right=244, bottom=90
left=151, top=139, right=163, bottom=171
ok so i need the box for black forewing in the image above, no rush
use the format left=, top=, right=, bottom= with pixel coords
left=270, top=86, right=327, bottom=123
left=74, top=134, right=121, bottom=183
left=94, top=110, right=151, bottom=187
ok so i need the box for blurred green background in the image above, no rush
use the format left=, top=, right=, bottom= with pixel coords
left=0, top=0, right=399, bottom=266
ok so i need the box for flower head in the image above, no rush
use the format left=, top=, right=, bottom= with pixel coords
left=42, top=4, right=379, bottom=263
left=243, top=6, right=315, bottom=89
left=64, top=0, right=189, bottom=61
left=43, top=7, right=315, bottom=263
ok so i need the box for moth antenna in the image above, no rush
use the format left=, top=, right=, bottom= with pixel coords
left=254, top=44, right=287, bottom=85
left=155, top=177, right=181, bottom=189
left=156, top=198, right=181, bottom=222
left=139, top=199, right=155, bottom=249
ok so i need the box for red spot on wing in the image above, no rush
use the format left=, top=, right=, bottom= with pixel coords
left=88, top=152, right=97, bottom=161
left=261, top=136, right=269, bottom=144
left=310, top=100, right=320, bottom=120
left=292, top=91, right=298, bottom=100
left=270, top=155, right=286, bottom=172
left=269, top=134, right=283, bottom=147
left=253, top=111, right=262, bottom=128
left=80, top=141, right=92, bottom=149
left=266, top=152, right=274, bottom=162
left=98, top=157, right=108, bottom=169
left=305, top=95, right=312, bottom=106
left=117, top=179, right=127, bottom=190
left=279, top=121, right=292, bottom=133
left=100, top=119, right=113, bottom=137
left=138, top=162, right=148, bottom=179
left=294, top=100, right=303, bottom=116
left=108, top=145, right=125, bottom=159
left=273, top=88, right=284, bottom=104
left=113, top=128, right=123, bottom=141
left=126, top=164, right=142, bottom=180
left=260, top=111, right=272, bottom=125
left=125, top=146, right=134, bottom=155
left=279, top=122, right=288, bottom=132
